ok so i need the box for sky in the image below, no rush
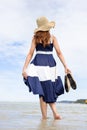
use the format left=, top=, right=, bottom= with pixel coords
left=0, top=0, right=87, bottom=102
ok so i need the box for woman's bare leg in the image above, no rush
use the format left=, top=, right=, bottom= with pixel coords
left=39, top=97, right=47, bottom=119
left=49, top=103, right=61, bottom=120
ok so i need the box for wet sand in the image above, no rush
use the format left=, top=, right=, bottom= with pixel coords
left=0, top=102, right=87, bottom=130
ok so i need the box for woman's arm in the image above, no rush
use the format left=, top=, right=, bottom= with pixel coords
left=22, top=37, right=36, bottom=78
left=53, top=35, right=71, bottom=73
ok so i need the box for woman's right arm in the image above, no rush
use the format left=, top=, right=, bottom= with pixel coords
left=52, top=35, right=71, bottom=74
left=22, top=38, right=36, bottom=78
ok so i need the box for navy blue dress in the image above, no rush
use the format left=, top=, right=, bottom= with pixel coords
left=24, top=42, right=64, bottom=103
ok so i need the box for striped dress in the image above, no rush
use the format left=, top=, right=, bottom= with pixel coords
left=24, top=42, right=64, bottom=103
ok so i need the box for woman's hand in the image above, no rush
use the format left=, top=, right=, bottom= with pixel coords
left=65, top=67, right=71, bottom=74
left=22, top=71, right=28, bottom=79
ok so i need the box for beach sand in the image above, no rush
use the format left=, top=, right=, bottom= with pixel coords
left=0, top=102, right=87, bottom=130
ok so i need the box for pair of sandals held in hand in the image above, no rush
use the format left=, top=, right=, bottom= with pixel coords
left=64, top=73, right=77, bottom=92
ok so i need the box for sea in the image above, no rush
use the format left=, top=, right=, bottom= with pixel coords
left=0, top=102, right=87, bottom=130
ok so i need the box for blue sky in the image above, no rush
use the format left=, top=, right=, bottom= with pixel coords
left=0, top=0, right=87, bottom=102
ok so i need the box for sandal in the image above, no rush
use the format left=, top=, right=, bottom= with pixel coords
left=67, top=73, right=77, bottom=90
left=64, top=75, right=71, bottom=92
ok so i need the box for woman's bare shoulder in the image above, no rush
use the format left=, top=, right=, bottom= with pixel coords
left=51, top=35, right=57, bottom=43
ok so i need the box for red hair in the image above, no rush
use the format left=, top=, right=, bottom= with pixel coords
left=34, top=31, right=50, bottom=47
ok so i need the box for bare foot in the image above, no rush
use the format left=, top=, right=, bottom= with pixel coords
left=54, top=115, right=62, bottom=120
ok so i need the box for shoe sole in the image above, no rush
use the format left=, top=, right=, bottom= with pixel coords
left=67, top=73, right=77, bottom=90
left=65, top=75, right=70, bottom=92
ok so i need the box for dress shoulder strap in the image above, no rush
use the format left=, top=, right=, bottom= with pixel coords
left=50, top=35, right=53, bottom=44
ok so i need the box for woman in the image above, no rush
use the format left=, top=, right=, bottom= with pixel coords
left=22, top=16, right=71, bottom=120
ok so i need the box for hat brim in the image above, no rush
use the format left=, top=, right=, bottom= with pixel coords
left=34, top=21, right=55, bottom=33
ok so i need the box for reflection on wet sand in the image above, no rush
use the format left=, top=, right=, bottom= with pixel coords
left=37, top=119, right=59, bottom=130
left=37, top=118, right=87, bottom=130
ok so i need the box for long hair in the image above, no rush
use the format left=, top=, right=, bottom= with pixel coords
left=34, top=31, right=51, bottom=47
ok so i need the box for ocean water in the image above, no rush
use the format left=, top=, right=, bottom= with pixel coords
left=0, top=102, right=87, bottom=130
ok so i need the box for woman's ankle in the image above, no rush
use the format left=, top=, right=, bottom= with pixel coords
left=42, top=116, right=47, bottom=120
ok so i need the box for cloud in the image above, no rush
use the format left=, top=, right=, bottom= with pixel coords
left=0, top=0, right=35, bottom=43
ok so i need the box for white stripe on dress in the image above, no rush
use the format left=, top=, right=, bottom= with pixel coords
left=25, top=64, right=58, bottom=82
left=36, top=51, right=53, bottom=55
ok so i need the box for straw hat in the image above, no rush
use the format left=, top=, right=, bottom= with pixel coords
left=34, top=16, right=55, bottom=33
